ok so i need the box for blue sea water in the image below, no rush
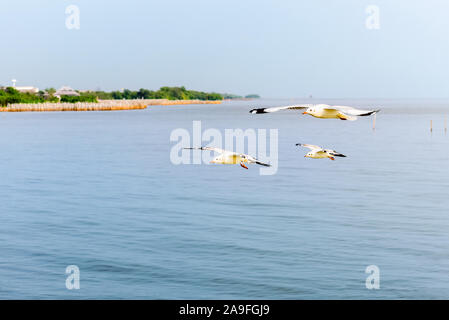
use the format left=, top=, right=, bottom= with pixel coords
left=0, top=99, right=449, bottom=299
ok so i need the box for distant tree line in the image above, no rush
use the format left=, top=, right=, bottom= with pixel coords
left=0, top=87, right=58, bottom=106
left=244, top=94, right=260, bottom=99
left=90, top=86, right=223, bottom=101
left=61, top=93, right=98, bottom=103
left=222, top=93, right=260, bottom=99
left=0, top=86, right=225, bottom=106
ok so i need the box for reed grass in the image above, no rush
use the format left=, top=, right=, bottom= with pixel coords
left=0, top=99, right=222, bottom=112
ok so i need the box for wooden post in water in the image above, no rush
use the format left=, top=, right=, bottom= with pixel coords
left=430, top=120, right=433, bottom=133
left=445, top=116, right=447, bottom=135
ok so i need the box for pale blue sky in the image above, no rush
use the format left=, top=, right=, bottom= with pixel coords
left=1, top=0, right=448, bottom=98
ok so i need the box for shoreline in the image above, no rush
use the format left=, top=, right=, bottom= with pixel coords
left=0, top=99, right=222, bottom=112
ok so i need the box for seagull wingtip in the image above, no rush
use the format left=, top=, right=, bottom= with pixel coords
left=249, top=108, right=267, bottom=114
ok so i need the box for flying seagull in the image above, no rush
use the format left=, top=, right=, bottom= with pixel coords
left=250, top=104, right=380, bottom=121
left=184, top=147, right=271, bottom=169
left=296, top=143, right=347, bottom=161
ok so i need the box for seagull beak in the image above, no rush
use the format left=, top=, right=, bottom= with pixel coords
left=302, top=111, right=307, bottom=115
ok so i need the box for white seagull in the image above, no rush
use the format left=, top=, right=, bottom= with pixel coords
left=250, top=104, right=380, bottom=121
left=184, top=147, right=271, bottom=170
left=296, top=143, right=347, bottom=161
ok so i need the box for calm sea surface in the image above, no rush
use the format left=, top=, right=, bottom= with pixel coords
left=1, top=99, right=449, bottom=299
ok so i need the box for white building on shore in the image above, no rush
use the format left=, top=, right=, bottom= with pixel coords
left=6, top=79, right=39, bottom=93
left=15, top=86, right=40, bottom=93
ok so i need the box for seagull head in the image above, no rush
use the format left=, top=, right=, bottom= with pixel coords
left=305, top=152, right=313, bottom=158
left=302, top=107, right=313, bottom=115
left=210, top=156, right=221, bottom=164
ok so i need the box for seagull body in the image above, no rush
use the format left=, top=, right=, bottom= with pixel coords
left=250, top=104, right=379, bottom=121
left=184, top=147, right=270, bottom=169
left=296, top=143, right=346, bottom=161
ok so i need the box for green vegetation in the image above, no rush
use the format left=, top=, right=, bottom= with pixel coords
left=0, top=87, right=58, bottom=106
left=222, top=93, right=261, bottom=99
left=91, top=86, right=223, bottom=101
left=61, top=92, right=98, bottom=103
left=222, top=93, right=243, bottom=99
left=245, top=94, right=260, bottom=99
left=0, top=86, right=224, bottom=106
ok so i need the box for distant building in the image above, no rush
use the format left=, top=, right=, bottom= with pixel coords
left=8, top=79, right=39, bottom=93
left=55, top=86, right=80, bottom=97
left=15, top=86, right=40, bottom=93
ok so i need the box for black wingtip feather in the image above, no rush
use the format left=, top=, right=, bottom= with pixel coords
left=360, top=109, right=381, bottom=116
left=256, top=161, right=271, bottom=167
left=249, top=108, right=268, bottom=114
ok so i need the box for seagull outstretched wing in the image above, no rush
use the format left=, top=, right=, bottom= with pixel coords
left=250, top=105, right=311, bottom=114
left=325, top=150, right=347, bottom=157
left=183, top=147, right=228, bottom=154
left=330, top=106, right=380, bottom=117
left=296, top=143, right=323, bottom=151
left=242, top=154, right=271, bottom=167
